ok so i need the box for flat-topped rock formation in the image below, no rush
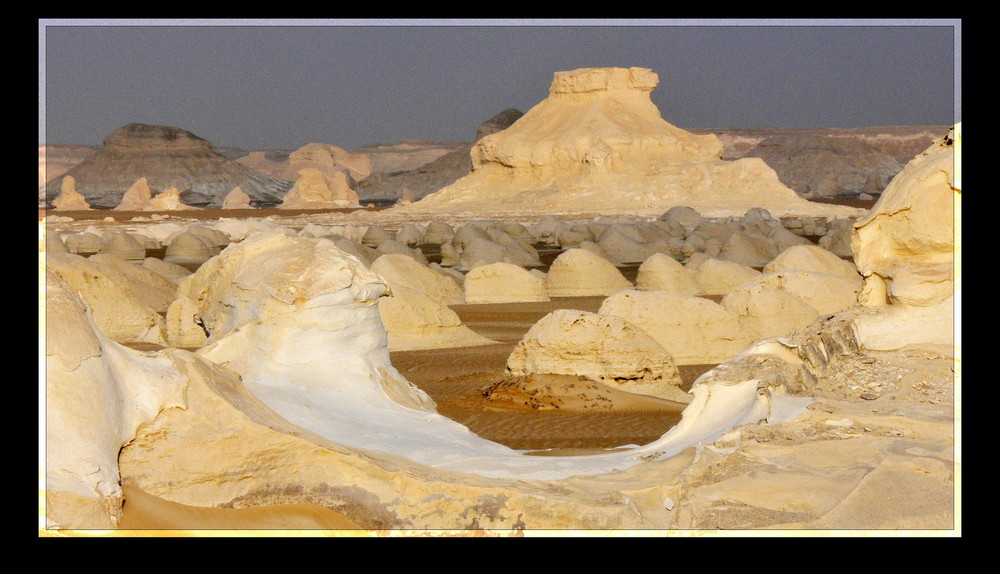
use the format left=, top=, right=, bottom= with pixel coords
left=395, top=67, right=865, bottom=218
left=42, top=123, right=294, bottom=209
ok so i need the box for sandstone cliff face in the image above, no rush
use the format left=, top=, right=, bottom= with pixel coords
left=43, top=123, right=293, bottom=209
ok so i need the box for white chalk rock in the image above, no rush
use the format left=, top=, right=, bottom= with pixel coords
left=545, top=248, right=632, bottom=297
left=146, top=187, right=198, bottom=211
left=763, top=244, right=862, bottom=288
left=114, top=177, right=154, bottom=210
left=221, top=185, right=253, bottom=209
left=51, top=175, right=92, bottom=210
left=464, top=262, right=550, bottom=304
left=378, top=285, right=496, bottom=351
left=44, top=268, right=187, bottom=529
left=754, top=270, right=861, bottom=316
left=506, top=308, right=688, bottom=402
left=635, top=252, right=701, bottom=295
left=722, top=281, right=821, bottom=340
left=371, top=253, right=464, bottom=306
left=851, top=125, right=959, bottom=350
left=689, top=257, right=762, bottom=296
left=46, top=252, right=168, bottom=345
left=600, top=290, right=752, bottom=365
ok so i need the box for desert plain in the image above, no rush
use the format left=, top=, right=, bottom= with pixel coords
left=39, top=67, right=960, bottom=537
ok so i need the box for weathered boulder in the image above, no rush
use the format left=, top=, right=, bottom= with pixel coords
left=371, top=253, right=464, bottom=306
left=545, top=248, right=633, bottom=297
left=850, top=125, right=959, bottom=350
left=763, top=244, right=862, bottom=287
left=599, top=290, right=752, bottom=364
left=506, top=309, right=689, bottom=402
left=688, top=257, right=762, bottom=296
left=378, top=285, right=496, bottom=351
left=463, top=262, right=550, bottom=304
left=635, top=252, right=702, bottom=295
left=722, top=281, right=822, bottom=340
left=46, top=252, right=168, bottom=345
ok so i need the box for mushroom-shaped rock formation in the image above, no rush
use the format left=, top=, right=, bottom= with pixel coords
left=599, top=290, right=753, bottom=365
left=850, top=125, right=959, bottom=350
left=463, top=262, right=550, bottom=304
left=505, top=309, right=689, bottom=402
left=397, top=67, right=865, bottom=219
left=545, top=248, right=633, bottom=297
left=163, top=231, right=220, bottom=267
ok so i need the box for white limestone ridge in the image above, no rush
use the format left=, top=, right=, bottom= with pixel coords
left=398, top=67, right=864, bottom=218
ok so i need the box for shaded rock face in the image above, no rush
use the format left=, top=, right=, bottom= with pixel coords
left=354, top=109, right=525, bottom=203
left=43, top=123, right=293, bottom=209
left=743, top=135, right=904, bottom=199
left=688, top=126, right=951, bottom=200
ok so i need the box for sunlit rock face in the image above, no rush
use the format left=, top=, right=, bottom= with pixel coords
left=399, top=67, right=864, bottom=218
left=279, top=167, right=361, bottom=209
left=50, top=175, right=92, bottom=210
left=44, top=268, right=187, bottom=529
left=850, top=125, right=959, bottom=350
left=43, top=123, right=293, bottom=208
left=169, top=231, right=436, bottom=412
left=505, top=308, right=689, bottom=403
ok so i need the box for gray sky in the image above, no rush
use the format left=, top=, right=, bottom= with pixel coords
left=39, top=19, right=960, bottom=151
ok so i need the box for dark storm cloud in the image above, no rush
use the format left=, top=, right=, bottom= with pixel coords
left=40, top=20, right=959, bottom=151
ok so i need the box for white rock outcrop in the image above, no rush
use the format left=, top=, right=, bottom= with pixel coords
left=635, top=252, right=702, bottom=295
left=463, top=262, right=550, bottom=304
left=113, top=177, right=154, bottom=211
left=850, top=125, right=959, bottom=350
left=46, top=252, right=168, bottom=345
left=545, top=248, right=632, bottom=297
left=279, top=167, right=361, bottom=209
left=599, top=290, right=752, bottom=365
left=398, top=67, right=864, bottom=219
left=51, top=175, right=92, bottom=210
left=370, top=253, right=465, bottom=306
left=506, top=309, right=689, bottom=402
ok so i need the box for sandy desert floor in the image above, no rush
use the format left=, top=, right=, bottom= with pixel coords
left=41, top=198, right=956, bottom=535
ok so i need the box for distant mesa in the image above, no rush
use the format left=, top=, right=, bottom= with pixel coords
left=398, top=67, right=865, bottom=218
left=43, top=123, right=294, bottom=209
